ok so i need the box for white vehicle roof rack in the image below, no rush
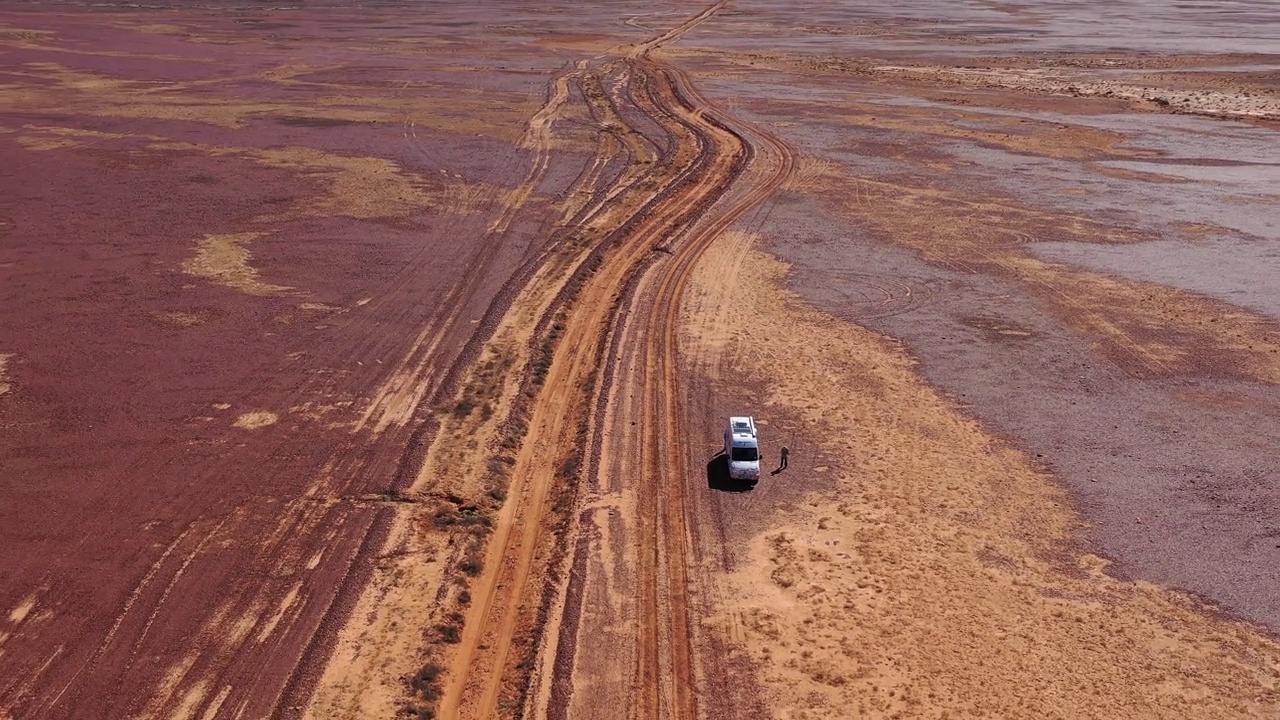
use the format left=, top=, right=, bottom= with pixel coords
left=728, top=416, right=756, bottom=438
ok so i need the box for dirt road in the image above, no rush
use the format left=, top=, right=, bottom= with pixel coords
left=431, top=4, right=787, bottom=716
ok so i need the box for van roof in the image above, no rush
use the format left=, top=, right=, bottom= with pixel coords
left=728, top=416, right=756, bottom=437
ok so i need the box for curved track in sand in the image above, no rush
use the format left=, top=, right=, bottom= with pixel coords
left=607, top=64, right=795, bottom=720
left=436, top=3, right=796, bottom=718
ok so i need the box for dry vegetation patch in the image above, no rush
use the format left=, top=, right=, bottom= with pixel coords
left=182, top=232, right=291, bottom=297
left=0, top=353, right=13, bottom=396
left=233, top=410, right=279, bottom=429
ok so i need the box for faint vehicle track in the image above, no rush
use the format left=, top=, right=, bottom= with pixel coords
left=820, top=269, right=938, bottom=320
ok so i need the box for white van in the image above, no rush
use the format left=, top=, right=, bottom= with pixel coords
left=724, top=416, right=761, bottom=483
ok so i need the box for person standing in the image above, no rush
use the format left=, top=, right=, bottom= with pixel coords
left=779, top=445, right=790, bottom=470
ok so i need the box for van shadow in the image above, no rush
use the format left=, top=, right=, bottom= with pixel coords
left=706, top=452, right=756, bottom=493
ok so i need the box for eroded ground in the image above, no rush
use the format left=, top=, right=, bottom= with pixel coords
left=2, top=2, right=1280, bottom=720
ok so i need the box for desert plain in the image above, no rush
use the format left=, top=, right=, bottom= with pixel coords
left=1, top=1, right=1279, bottom=719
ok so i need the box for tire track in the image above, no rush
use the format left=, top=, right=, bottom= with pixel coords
left=624, top=59, right=794, bottom=720
left=436, top=5, right=753, bottom=715
left=436, top=3, right=799, bottom=718
left=435, top=62, right=699, bottom=718
left=536, top=42, right=796, bottom=720
left=355, top=60, right=586, bottom=437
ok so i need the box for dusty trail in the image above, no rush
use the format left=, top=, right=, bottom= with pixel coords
left=434, top=3, right=796, bottom=718
left=636, top=0, right=728, bottom=55
left=544, top=62, right=794, bottom=720
left=640, top=75, right=796, bottom=720
left=614, top=59, right=796, bottom=720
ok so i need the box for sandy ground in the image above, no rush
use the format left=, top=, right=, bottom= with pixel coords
left=680, top=246, right=1280, bottom=717
left=4, top=2, right=1280, bottom=719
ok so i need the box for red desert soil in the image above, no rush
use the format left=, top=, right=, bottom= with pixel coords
left=0, top=4, right=587, bottom=718
left=3, top=2, right=1280, bottom=720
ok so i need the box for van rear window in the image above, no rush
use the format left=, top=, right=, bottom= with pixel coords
left=730, top=447, right=758, bottom=462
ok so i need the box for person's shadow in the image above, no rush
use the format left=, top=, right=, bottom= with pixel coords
left=770, top=450, right=789, bottom=476
left=706, top=451, right=756, bottom=492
